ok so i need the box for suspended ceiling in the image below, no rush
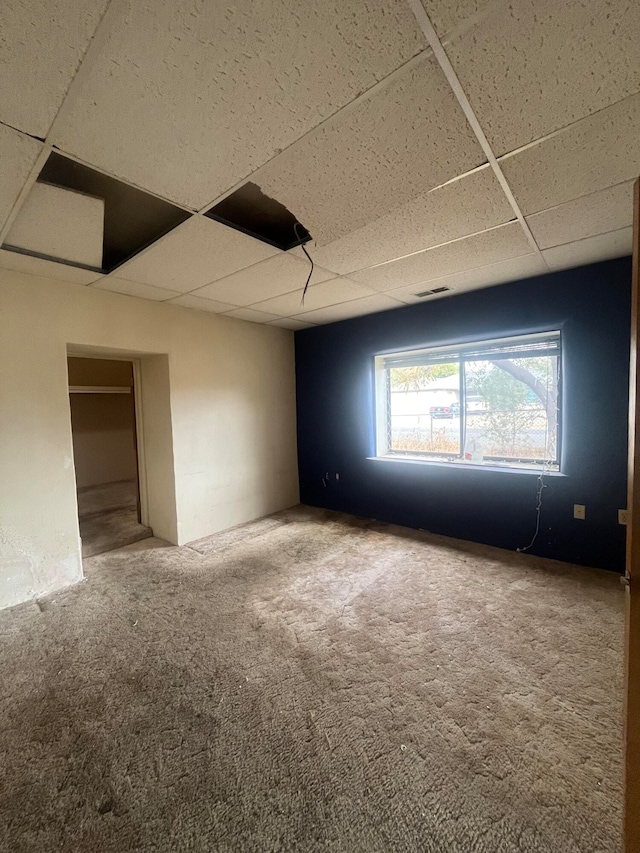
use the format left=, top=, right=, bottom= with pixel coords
left=0, top=0, right=638, bottom=329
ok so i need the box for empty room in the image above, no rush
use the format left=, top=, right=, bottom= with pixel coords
left=1, top=1, right=639, bottom=851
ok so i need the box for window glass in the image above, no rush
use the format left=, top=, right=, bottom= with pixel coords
left=389, top=362, right=460, bottom=456
left=375, top=333, right=560, bottom=471
left=463, top=356, right=558, bottom=464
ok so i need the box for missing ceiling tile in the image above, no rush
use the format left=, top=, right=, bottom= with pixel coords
left=205, top=182, right=311, bottom=251
left=33, top=152, right=191, bottom=271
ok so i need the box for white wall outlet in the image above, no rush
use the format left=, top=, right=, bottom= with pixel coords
left=574, top=504, right=586, bottom=520
left=619, top=509, right=629, bottom=525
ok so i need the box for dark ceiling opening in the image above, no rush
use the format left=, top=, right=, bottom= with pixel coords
left=37, top=152, right=191, bottom=271
left=205, top=182, right=311, bottom=252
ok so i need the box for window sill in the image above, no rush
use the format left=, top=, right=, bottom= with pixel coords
left=367, top=456, right=566, bottom=476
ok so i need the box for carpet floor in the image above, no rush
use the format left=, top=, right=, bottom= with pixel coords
left=0, top=506, right=624, bottom=852
left=77, top=480, right=152, bottom=558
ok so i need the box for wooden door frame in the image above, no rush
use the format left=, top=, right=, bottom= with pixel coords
left=625, top=177, right=640, bottom=852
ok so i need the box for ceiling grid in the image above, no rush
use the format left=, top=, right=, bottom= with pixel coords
left=0, top=0, right=637, bottom=325
left=404, top=0, right=548, bottom=267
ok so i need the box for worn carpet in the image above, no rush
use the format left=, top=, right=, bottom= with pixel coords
left=0, top=506, right=624, bottom=852
left=77, top=480, right=152, bottom=558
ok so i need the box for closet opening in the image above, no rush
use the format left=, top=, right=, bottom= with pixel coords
left=67, top=355, right=152, bottom=557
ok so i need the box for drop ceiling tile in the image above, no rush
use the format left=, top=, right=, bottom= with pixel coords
left=92, top=278, right=181, bottom=301
left=542, top=227, right=632, bottom=271
left=191, top=254, right=334, bottom=307
left=6, top=182, right=104, bottom=268
left=169, top=294, right=238, bottom=313
left=387, top=254, right=548, bottom=302
left=268, top=318, right=316, bottom=330
left=351, top=223, right=533, bottom=291
left=222, top=307, right=281, bottom=324
left=114, top=217, right=278, bottom=293
left=421, top=0, right=488, bottom=36
left=446, top=0, right=640, bottom=156
left=50, top=0, right=425, bottom=208
left=249, top=277, right=375, bottom=317
left=0, top=0, right=110, bottom=137
left=303, top=166, right=514, bottom=275
left=0, top=248, right=102, bottom=285
left=500, top=94, right=640, bottom=215
left=527, top=182, right=634, bottom=250
left=0, top=125, right=42, bottom=231
left=257, top=53, right=486, bottom=246
left=293, top=294, right=405, bottom=325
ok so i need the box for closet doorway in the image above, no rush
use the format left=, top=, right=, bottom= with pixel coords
left=67, top=356, right=152, bottom=557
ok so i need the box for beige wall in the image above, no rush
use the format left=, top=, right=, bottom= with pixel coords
left=68, top=356, right=138, bottom=489
left=69, top=392, right=138, bottom=489
left=0, top=269, right=299, bottom=609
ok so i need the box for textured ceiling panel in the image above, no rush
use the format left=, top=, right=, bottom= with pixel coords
left=6, top=182, right=104, bottom=268
left=50, top=0, right=425, bottom=208
left=527, top=182, right=634, bottom=250
left=191, top=254, right=334, bottom=307
left=501, top=94, right=640, bottom=215
left=542, top=227, right=633, bottom=271
left=0, top=0, right=110, bottom=137
left=0, top=248, right=102, bottom=284
left=301, top=167, right=513, bottom=275
left=293, top=293, right=404, bottom=325
left=386, top=254, right=547, bottom=303
left=351, top=223, right=533, bottom=291
left=249, top=277, right=375, bottom=317
left=222, top=307, right=281, bottom=324
left=446, top=0, right=640, bottom=156
left=268, top=318, right=316, bottom=330
left=421, top=0, right=488, bottom=36
left=114, top=217, right=278, bottom=292
left=169, top=294, right=238, bottom=313
left=92, top=278, right=181, bottom=301
left=256, top=54, right=485, bottom=246
left=0, top=125, right=42, bottom=231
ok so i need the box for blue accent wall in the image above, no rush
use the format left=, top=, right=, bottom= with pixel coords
left=294, top=257, right=632, bottom=572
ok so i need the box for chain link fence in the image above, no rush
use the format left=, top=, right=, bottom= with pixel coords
left=390, top=409, right=553, bottom=460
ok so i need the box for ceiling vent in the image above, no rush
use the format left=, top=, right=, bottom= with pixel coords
left=205, top=182, right=311, bottom=251
left=414, top=285, right=452, bottom=298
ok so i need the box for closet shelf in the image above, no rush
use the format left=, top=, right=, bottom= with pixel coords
left=69, top=385, right=131, bottom=394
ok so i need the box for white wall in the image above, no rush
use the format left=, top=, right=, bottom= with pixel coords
left=0, top=269, right=299, bottom=609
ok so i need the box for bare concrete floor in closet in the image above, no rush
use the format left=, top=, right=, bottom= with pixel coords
left=77, top=479, right=152, bottom=558
left=0, top=506, right=624, bottom=852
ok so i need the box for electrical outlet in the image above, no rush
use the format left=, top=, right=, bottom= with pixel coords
left=335, top=473, right=340, bottom=481
left=619, top=509, right=629, bottom=525
left=574, top=504, right=586, bottom=520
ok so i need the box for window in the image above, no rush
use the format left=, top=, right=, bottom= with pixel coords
left=374, top=331, right=561, bottom=471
